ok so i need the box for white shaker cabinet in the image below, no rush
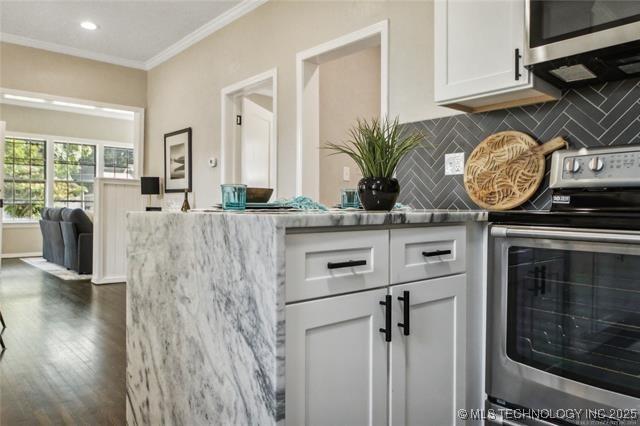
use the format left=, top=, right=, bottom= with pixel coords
left=285, top=225, right=472, bottom=426
left=285, top=288, right=389, bottom=426
left=434, top=0, right=559, bottom=112
left=390, top=274, right=467, bottom=426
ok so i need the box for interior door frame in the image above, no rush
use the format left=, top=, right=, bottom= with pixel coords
left=295, top=20, right=389, bottom=198
left=220, top=68, right=278, bottom=199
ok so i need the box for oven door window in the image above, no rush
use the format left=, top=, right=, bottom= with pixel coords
left=507, top=246, right=640, bottom=398
left=529, top=0, right=640, bottom=48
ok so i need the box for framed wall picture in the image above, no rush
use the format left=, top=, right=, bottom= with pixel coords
left=164, top=127, right=192, bottom=193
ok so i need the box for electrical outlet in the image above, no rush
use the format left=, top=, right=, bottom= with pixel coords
left=444, top=152, right=465, bottom=175
left=343, top=166, right=350, bottom=181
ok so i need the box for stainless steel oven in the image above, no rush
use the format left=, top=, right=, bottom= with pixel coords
left=487, top=224, right=640, bottom=424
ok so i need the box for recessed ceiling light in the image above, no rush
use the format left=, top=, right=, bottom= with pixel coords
left=3, top=94, right=46, bottom=103
left=52, top=100, right=96, bottom=110
left=80, top=21, right=98, bottom=31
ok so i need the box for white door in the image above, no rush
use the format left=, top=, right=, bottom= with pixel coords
left=390, top=274, right=467, bottom=426
left=286, top=288, right=388, bottom=426
left=0, top=121, right=4, bottom=269
left=240, top=97, right=273, bottom=188
left=434, top=0, right=528, bottom=102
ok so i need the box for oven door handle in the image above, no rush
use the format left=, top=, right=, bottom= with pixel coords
left=491, top=225, right=640, bottom=245
left=487, top=409, right=558, bottom=426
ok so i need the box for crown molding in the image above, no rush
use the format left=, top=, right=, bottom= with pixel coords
left=0, top=0, right=267, bottom=71
left=0, top=33, right=147, bottom=70
left=144, top=0, right=268, bottom=70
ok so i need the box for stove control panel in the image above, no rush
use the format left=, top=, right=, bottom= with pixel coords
left=550, top=144, right=640, bottom=188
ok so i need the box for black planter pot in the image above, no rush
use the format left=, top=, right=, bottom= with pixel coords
left=357, top=177, right=400, bottom=211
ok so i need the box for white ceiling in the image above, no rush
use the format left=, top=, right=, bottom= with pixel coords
left=0, top=0, right=262, bottom=69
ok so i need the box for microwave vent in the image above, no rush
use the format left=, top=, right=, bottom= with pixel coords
left=619, top=62, right=640, bottom=75
left=549, top=64, right=597, bottom=83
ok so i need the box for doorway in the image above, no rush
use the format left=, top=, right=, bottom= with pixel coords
left=296, top=21, right=388, bottom=202
left=221, top=69, right=277, bottom=198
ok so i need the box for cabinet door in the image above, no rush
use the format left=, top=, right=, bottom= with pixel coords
left=286, top=289, right=388, bottom=426
left=434, top=0, right=528, bottom=102
left=390, top=274, right=467, bottom=426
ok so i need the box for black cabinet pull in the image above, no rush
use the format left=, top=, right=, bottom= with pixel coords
left=515, top=48, right=522, bottom=80
left=422, top=250, right=451, bottom=257
left=379, top=295, right=392, bottom=342
left=327, top=259, right=367, bottom=269
left=397, top=291, right=410, bottom=336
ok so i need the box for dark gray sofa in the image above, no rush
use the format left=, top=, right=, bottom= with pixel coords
left=61, top=208, right=93, bottom=275
left=40, top=208, right=65, bottom=266
left=40, top=207, right=93, bottom=274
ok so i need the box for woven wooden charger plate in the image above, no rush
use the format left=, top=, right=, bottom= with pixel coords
left=463, top=131, right=567, bottom=210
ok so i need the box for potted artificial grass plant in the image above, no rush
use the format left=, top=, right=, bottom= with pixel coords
left=325, top=117, right=423, bottom=211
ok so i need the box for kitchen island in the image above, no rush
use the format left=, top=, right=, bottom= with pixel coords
left=126, top=210, right=487, bottom=425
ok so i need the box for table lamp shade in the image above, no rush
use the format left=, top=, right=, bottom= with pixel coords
left=141, top=177, right=160, bottom=195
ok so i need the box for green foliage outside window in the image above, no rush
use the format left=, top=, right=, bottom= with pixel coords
left=53, top=142, right=96, bottom=210
left=3, top=138, right=46, bottom=220
left=104, top=146, right=134, bottom=178
left=3, top=138, right=132, bottom=221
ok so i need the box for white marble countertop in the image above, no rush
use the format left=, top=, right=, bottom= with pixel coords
left=131, top=208, right=488, bottom=228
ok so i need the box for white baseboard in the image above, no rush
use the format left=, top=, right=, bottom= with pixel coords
left=91, top=275, right=126, bottom=285
left=2, top=251, right=42, bottom=259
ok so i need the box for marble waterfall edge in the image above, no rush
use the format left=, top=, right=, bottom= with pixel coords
left=126, top=213, right=283, bottom=425
left=125, top=210, right=487, bottom=425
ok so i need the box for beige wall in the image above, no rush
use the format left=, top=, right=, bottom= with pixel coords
left=319, top=47, right=380, bottom=206
left=0, top=42, right=147, bottom=108
left=146, top=0, right=451, bottom=207
left=1, top=104, right=134, bottom=143
left=2, top=226, right=42, bottom=257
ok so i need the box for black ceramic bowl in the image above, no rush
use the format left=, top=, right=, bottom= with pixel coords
left=246, top=187, right=274, bottom=203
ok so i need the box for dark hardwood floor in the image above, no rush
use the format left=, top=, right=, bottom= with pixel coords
left=0, top=258, right=126, bottom=425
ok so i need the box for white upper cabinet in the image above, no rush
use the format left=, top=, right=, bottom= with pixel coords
left=434, top=0, right=560, bottom=113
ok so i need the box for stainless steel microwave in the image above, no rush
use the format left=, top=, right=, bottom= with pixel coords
left=525, top=0, right=640, bottom=88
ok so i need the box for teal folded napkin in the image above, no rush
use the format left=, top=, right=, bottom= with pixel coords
left=276, top=196, right=328, bottom=211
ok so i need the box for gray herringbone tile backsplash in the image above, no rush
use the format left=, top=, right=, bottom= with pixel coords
left=396, top=77, right=640, bottom=210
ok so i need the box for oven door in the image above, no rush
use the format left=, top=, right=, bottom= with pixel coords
left=488, top=225, right=640, bottom=416
left=526, top=0, right=640, bottom=65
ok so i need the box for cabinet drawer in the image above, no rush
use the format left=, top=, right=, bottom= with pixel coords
left=285, top=230, right=389, bottom=302
left=390, top=226, right=466, bottom=284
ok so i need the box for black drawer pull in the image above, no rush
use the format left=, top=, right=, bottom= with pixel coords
left=327, top=259, right=367, bottom=269
left=379, top=295, right=392, bottom=342
left=397, top=291, right=410, bottom=336
left=422, top=250, right=451, bottom=257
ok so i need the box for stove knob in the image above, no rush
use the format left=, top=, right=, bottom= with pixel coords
left=589, top=156, right=604, bottom=172
left=564, top=158, right=580, bottom=174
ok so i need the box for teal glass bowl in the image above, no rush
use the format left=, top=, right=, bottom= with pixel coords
left=221, top=184, right=247, bottom=210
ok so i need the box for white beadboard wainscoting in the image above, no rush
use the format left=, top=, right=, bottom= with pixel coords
left=92, top=178, right=143, bottom=285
